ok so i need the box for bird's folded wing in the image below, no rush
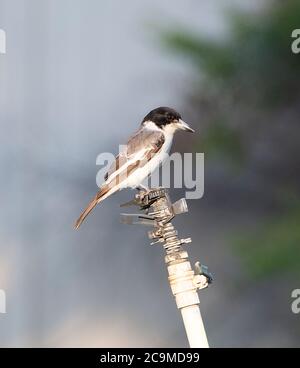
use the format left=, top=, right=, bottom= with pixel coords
left=104, top=127, right=165, bottom=186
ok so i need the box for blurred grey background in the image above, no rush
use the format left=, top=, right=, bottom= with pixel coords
left=0, top=0, right=299, bottom=347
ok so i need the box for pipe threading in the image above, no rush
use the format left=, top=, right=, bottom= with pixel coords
left=161, top=223, right=182, bottom=255
left=150, top=197, right=183, bottom=256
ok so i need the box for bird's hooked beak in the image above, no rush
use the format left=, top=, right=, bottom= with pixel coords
left=177, top=119, right=195, bottom=133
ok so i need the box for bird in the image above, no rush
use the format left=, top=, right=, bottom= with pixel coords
left=75, top=106, right=194, bottom=229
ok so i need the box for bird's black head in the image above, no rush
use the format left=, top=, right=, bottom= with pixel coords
left=142, top=107, right=182, bottom=127
left=142, top=106, right=195, bottom=133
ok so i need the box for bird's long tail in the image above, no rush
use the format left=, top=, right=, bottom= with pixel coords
left=75, top=185, right=112, bottom=229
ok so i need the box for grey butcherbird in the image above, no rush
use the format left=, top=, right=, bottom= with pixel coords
left=75, top=106, right=194, bottom=229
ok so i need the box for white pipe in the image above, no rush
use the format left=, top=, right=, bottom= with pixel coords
left=167, top=256, right=209, bottom=348
left=181, top=306, right=209, bottom=348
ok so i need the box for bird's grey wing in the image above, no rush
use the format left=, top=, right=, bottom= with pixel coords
left=104, top=126, right=165, bottom=185
left=75, top=127, right=164, bottom=228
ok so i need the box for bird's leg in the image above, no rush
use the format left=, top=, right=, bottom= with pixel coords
left=136, top=185, right=149, bottom=214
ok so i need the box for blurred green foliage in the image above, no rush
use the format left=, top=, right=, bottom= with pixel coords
left=161, top=0, right=300, bottom=278
left=162, top=0, right=300, bottom=106
left=233, top=207, right=300, bottom=278
left=200, top=120, right=245, bottom=167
